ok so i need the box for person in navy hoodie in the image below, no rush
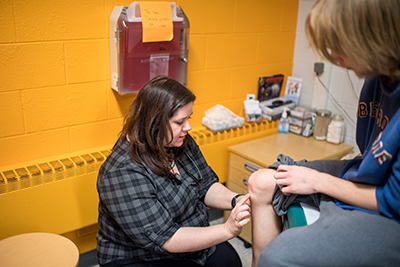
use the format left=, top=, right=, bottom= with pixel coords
left=248, top=0, right=400, bottom=266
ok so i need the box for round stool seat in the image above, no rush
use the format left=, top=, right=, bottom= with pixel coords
left=0, top=232, right=79, bottom=267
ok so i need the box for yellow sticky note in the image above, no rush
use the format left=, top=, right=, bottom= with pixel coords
left=139, top=2, right=173, bottom=43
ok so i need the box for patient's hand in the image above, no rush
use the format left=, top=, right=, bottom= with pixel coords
left=274, top=165, right=321, bottom=195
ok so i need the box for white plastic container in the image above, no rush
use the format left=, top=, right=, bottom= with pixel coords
left=260, top=97, right=296, bottom=121
left=288, top=106, right=314, bottom=136
left=244, top=94, right=262, bottom=123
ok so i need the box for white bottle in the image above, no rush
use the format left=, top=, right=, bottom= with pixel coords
left=278, top=108, right=289, bottom=133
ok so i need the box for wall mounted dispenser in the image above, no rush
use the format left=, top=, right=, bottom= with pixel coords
left=109, top=2, right=189, bottom=95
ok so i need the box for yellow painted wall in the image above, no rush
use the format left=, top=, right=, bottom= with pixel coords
left=0, top=0, right=298, bottom=168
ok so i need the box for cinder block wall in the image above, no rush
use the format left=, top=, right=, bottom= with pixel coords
left=0, top=0, right=298, bottom=168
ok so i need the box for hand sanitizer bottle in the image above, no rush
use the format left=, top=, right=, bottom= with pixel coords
left=278, top=108, right=289, bottom=133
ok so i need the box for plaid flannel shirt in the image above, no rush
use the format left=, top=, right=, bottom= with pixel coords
left=97, top=134, right=218, bottom=265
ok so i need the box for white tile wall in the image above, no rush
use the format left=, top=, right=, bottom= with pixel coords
left=293, top=0, right=363, bottom=154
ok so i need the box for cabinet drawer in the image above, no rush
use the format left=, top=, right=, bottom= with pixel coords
left=229, top=153, right=265, bottom=173
left=228, top=167, right=250, bottom=190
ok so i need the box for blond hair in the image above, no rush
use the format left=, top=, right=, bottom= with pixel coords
left=305, top=0, right=400, bottom=80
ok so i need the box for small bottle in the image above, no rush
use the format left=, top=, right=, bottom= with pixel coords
left=327, top=114, right=345, bottom=144
left=278, top=108, right=289, bottom=133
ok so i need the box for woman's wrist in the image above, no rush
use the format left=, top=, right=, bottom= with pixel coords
left=231, top=193, right=246, bottom=209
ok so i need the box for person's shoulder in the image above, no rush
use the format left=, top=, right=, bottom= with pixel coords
left=376, top=76, right=400, bottom=96
left=186, top=133, right=205, bottom=160
left=363, top=76, right=380, bottom=87
left=186, top=133, right=200, bottom=150
left=360, top=76, right=383, bottom=97
left=98, top=151, right=149, bottom=189
left=101, top=136, right=145, bottom=175
left=186, top=133, right=195, bottom=143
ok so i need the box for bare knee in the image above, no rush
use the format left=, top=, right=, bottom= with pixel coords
left=248, top=169, right=276, bottom=197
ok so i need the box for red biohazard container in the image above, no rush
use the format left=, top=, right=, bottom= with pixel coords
left=109, top=2, right=189, bottom=95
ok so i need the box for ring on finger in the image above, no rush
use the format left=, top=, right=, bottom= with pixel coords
left=235, top=215, right=239, bottom=221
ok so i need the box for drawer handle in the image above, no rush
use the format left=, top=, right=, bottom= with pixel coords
left=244, top=162, right=260, bottom=173
left=243, top=177, right=248, bottom=186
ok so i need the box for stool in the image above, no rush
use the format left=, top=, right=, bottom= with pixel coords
left=0, top=232, right=79, bottom=267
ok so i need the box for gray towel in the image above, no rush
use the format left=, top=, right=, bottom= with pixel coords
left=269, top=154, right=346, bottom=216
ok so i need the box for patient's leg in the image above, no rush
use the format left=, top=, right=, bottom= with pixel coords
left=247, top=169, right=282, bottom=267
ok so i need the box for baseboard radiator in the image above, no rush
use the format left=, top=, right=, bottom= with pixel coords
left=0, top=120, right=277, bottom=251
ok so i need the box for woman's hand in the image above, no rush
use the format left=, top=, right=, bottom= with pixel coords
left=224, top=194, right=251, bottom=238
left=274, top=165, right=320, bottom=195
left=235, top=194, right=251, bottom=207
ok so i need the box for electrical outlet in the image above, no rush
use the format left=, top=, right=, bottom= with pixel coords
left=314, top=62, right=324, bottom=75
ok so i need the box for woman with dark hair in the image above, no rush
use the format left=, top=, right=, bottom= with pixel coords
left=97, top=76, right=250, bottom=267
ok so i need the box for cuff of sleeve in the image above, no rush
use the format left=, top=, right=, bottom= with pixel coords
left=375, top=185, right=399, bottom=221
left=375, top=185, right=390, bottom=217
left=144, top=222, right=180, bottom=254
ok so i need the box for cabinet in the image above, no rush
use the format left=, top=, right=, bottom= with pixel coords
left=224, top=133, right=354, bottom=244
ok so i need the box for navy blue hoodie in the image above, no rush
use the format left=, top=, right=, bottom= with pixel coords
left=337, top=76, right=400, bottom=223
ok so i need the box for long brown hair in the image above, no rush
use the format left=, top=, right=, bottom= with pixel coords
left=122, top=76, right=196, bottom=177
left=305, top=0, right=400, bottom=80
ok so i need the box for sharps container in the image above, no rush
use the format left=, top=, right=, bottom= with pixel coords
left=313, top=109, right=331, bottom=140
